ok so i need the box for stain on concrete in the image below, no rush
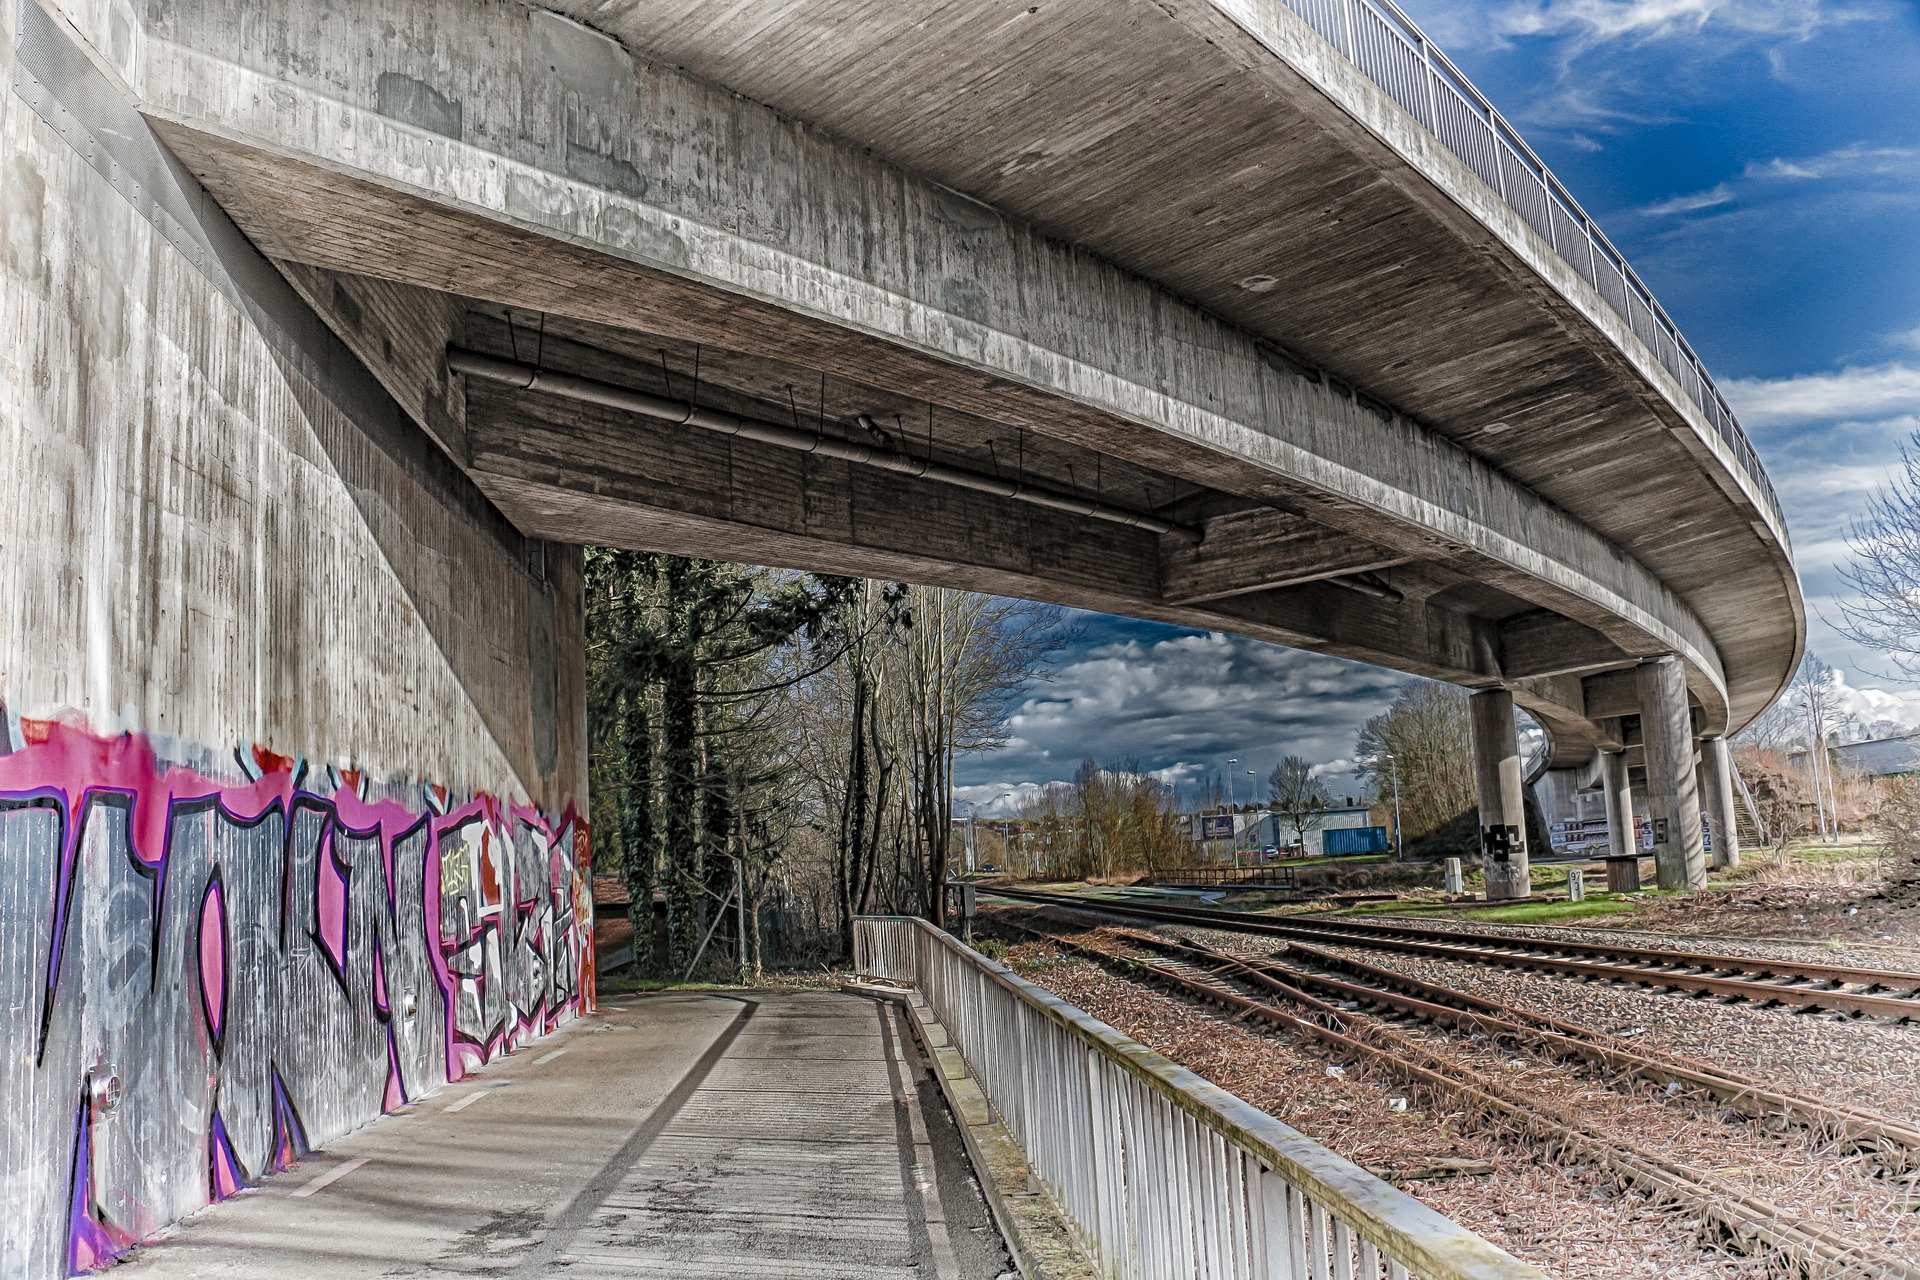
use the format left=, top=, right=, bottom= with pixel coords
left=573, top=197, right=690, bottom=270
left=527, top=570, right=559, bottom=779
left=564, top=140, right=650, bottom=201
left=441, top=1204, right=547, bottom=1274
left=375, top=71, right=463, bottom=140
left=940, top=276, right=992, bottom=324
left=930, top=186, right=1001, bottom=236
left=3, top=155, right=50, bottom=293
left=329, top=277, right=365, bottom=332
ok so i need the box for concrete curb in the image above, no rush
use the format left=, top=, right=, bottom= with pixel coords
left=844, top=980, right=1097, bottom=1280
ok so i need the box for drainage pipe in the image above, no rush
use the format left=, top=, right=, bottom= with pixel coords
left=447, top=347, right=1199, bottom=542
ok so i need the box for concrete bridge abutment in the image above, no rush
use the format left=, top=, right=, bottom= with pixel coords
left=1636, top=659, right=1709, bottom=890
left=1699, top=735, right=1743, bottom=871
left=1470, top=688, right=1532, bottom=901
left=1, top=6, right=592, bottom=1277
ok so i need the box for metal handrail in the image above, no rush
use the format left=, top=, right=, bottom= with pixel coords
left=855, top=915, right=1545, bottom=1279
left=1267, top=0, right=1786, bottom=543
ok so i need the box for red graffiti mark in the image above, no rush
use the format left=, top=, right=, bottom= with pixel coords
left=251, top=744, right=296, bottom=776
left=479, top=828, right=502, bottom=908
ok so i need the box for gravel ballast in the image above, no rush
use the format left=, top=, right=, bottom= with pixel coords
left=1000, top=935, right=1832, bottom=1279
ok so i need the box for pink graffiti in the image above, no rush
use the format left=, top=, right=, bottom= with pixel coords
left=197, top=872, right=228, bottom=1054
left=65, top=1085, right=132, bottom=1273
left=2, top=714, right=593, bottom=1274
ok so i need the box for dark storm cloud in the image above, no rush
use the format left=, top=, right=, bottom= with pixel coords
left=955, top=618, right=1412, bottom=815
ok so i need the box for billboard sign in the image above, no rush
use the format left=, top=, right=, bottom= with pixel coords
left=1199, top=815, right=1234, bottom=841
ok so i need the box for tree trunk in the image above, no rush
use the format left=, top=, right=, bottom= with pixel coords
left=619, top=695, right=659, bottom=973
left=662, top=562, right=701, bottom=972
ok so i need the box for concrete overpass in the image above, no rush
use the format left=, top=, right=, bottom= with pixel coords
left=116, top=0, right=1793, bottom=882
left=2, top=0, right=1796, bottom=1272
left=18, top=0, right=1803, bottom=871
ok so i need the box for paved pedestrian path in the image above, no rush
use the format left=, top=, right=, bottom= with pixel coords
left=114, top=990, right=1010, bottom=1279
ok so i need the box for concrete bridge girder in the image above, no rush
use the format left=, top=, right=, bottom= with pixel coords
left=121, top=0, right=1766, bottom=772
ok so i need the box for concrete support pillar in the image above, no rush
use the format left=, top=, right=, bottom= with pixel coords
left=1635, top=658, right=1706, bottom=890
left=1601, top=749, right=1635, bottom=858
left=1469, top=688, right=1531, bottom=900
left=1698, top=735, right=1742, bottom=870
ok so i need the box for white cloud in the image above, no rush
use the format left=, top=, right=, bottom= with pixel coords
left=1638, top=182, right=1735, bottom=216
left=1744, top=142, right=1920, bottom=182
left=1494, top=0, right=1867, bottom=43
left=952, top=780, right=1068, bottom=819
left=1829, top=669, right=1920, bottom=732
left=1397, top=0, right=1897, bottom=150
left=1723, top=363, right=1920, bottom=428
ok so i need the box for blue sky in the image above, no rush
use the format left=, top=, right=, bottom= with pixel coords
left=955, top=0, right=1920, bottom=817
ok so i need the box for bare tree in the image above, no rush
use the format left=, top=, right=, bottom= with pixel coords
left=1791, top=653, right=1844, bottom=841
left=1268, top=755, right=1329, bottom=851
left=1837, top=431, right=1920, bottom=681
left=1735, top=696, right=1802, bottom=750
left=1874, top=775, right=1920, bottom=897
left=1354, top=683, right=1476, bottom=842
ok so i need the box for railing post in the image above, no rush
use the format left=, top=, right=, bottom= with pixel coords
left=1489, top=117, right=1509, bottom=199
left=1421, top=37, right=1441, bottom=132
left=1339, top=0, right=1358, bottom=58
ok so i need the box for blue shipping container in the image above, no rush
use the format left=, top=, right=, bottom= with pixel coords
left=1322, top=826, right=1390, bottom=856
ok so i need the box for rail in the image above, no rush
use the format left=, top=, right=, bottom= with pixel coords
left=854, top=915, right=1544, bottom=1280
left=1267, top=0, right=1784, bottom=540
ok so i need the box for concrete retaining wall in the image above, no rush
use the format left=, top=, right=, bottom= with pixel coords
left=1, top=3, right=590, bottom=1275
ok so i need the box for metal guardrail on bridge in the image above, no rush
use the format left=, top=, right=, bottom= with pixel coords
left=1269, top=0, right=1784, bottom=540
left=855, top=916, right=1545, bottom=1280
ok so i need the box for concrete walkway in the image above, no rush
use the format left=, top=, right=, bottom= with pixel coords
left=115, top=991, right=1012, bottom=1278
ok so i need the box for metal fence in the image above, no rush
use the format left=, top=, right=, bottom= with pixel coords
left=1149, top=864, right=1300, bottom=888
left=1266, top=0, right=1784, bottom=540
left=855, top=916, right=1545, bottom=1280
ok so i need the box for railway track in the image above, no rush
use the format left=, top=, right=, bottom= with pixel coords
left=985, top=887, right=1920, bottom=1021
left=1000, top=916, right=1920, bottom=1279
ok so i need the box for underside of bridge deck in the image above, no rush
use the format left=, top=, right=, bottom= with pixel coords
left=122, top=0, right=1799, bottom=769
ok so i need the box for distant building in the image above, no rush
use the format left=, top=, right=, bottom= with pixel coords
left=1790, top=732, right=1920, bottom=780
left=1223, top=805, right=1383, bottom=857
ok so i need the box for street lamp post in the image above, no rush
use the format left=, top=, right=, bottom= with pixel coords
left=997, top=791, right=1015, bottom=874
left=1225, top=758, right=1238, bottom=869
left=958, top=799, right=978, bottom=873
left=1247, top=767, right=1257, bottom=863
left=1382, top=753, right=1404, bottom=860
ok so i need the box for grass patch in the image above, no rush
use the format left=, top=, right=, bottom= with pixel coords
left=1451, top=897, right=1641, bottom=925
left=1335, top=887, right=1668, bottom=925
left=1789, top=842, right=1886, bottom=865
left=597, top=970, right=746, bottom=995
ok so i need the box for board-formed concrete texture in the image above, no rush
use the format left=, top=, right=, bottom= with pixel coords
left=123, top=0, right=1798, bottom=746
left=105, top=992, right=1010, bottom=1280
left=2, top=2, right=590, bottom=1277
